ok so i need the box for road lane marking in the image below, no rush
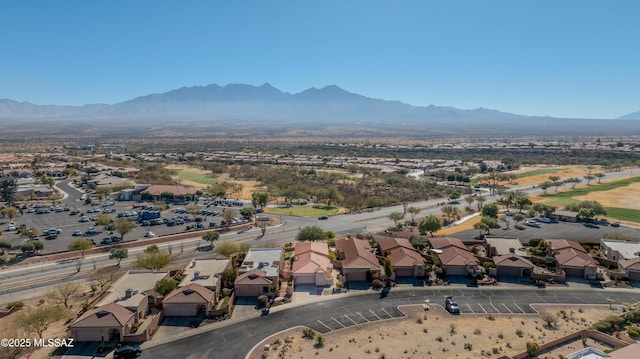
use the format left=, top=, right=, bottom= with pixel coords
left=369, top=309, right=382, bottom=320
left=344, top=314, right=358, bottom=325
left=489, top=303, right=499, bottom=312
left=466, top=303, right=474, bottom=313
left=514, top=303, right=526, bottom=313
left=501, top=303, right=513, bottom=313
left=316, top=320, right=333, bottom=331
left=331, top=317, right=346, bottom=328
left=477, top=303, right=488, bottom=313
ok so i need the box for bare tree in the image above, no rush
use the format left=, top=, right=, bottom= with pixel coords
left=14, top=305, right=67, bottom=339
left=89, top=266, right=121, bottom=291
left=47, top=282, right=81, bottom=308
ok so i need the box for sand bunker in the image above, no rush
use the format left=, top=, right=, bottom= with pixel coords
left=574, top=182, right=640, bottom=210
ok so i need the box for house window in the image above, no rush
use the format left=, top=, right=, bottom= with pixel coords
left=263, top=287, right=269, bottom=293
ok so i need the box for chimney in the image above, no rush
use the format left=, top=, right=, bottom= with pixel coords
left=125, top=288, right=133, bottom=298
left=194, top=271, right=200, bottom=279
left=509, top=248, right=515, bottom=254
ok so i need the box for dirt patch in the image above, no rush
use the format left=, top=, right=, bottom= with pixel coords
left=166, top=165, right=263, bottom=199
left=252, top=304, right=616, bottom=359
left=507, top=165, right=599, bottom=187
left=574, top=182, right=640, bottom=210
left=0, top=283, right=93, bottom=359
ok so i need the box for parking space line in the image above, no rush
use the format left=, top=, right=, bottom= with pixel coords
left=489, top=303, right=500, bottom=313
left=466, top=303, right=474, bottom=313
left=316, top=320, right=333, bottom=331
left=477, top=304, right=488, bottom=313
left=356, top=312, right=369, bottom=322
left=331, top=317, right=346, bottom=328
left=344, top=315, right=358, bottom=325
left=369, top=309, right=382, bottom=320
left=514, top=303, right=526, bottom=313
left=380, top=308, right=393, bottom=318
left=501, top=303, right=513, bottom=313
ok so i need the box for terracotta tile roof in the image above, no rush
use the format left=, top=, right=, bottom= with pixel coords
left=554, top=248, right=597, bottom=268
left=335, top=238, right=380, bottom=271
left=163, top=283, right=215, bottom=304
left=438, top=247, right=479, bottom=266
left=547, top=239, right=586, bottom=253
left=143, top=185, right=197, bottom=196
left=493, top=255, right=534, bottom=268
left=294, top=242, right=329, bottom=257
left=387, top=247, right=424, bottom=267
left=429, top=237, right=467, bottom=250
left=377, top=237, right=414, bottom=253
left=293, top=242, right=332, bottom=274
left=235, top=269, right=273, bottom=285
left=619, top=257, right=640, bottom=271
left=70, top=303, right=134, bottom=328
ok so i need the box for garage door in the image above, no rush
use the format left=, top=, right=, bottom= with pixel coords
left=73, top=329, right=104, bottom=342
left=294, top=274, right=316, bottom=285
left=346, top=272, right=367, bottom=281
left=163, top=304, right=195, bottom=316
left=395, top=268, right=414, bottom=277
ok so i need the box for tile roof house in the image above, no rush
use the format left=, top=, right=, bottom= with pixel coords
left=179, top=258, right=231, bottom=296
left=334, top=237, right=381, bottom=282
left=600, top=239, right=640, bottom=281
left=69, top=303, right=135, bottom=342
left=377, top=237, right=425, bottom=278
left=235, top=248, right=283, bottom=297
left=96, top=270, right=169, bottom=321
left=618, top=258, right=640, bottom=281
left=292, top=242, right=333, bottom=287
left=429, top=237, right=479, bottom=276
left=162, top=283, right=216, bottom=316
left=547, top=239, right=598, bottom=279
left=493, top=254, right=535, bottom=278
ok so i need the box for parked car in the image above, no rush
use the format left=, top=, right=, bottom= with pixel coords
left=101, top=237, right=112, bottom=245
left=537, top=217, right=552, bottom=223
left=445, top=295, right=460, bottom=314
left=7, top=224, right=16, bottom=231
left=380, top=286, right=390, bottom=298
left=318, top=215, right=329, bottom=220
left=79, top=216, right=89, bottom=223
left=86, top=227, right=97, bottom=235
left=525, top=220, right=540, bottom=228
left=72, top=230, right=82, bottom=236
left=611, top=221, right=620, bottom=227
left=505, top=211, right=516, bottom=216
left=144, top=231, right=155, bottom=238
left=113, top=344, right=142, bottom=359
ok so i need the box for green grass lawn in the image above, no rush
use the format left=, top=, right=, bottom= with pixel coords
left=541, top=176, right=640, bottom=222
left=267, top=204, right=339, bottom=217
left=514, top=168, right=564, bottom=179
left=603, top=207, right=640, bottom=223
left=175, top=169, right=220, bottom=185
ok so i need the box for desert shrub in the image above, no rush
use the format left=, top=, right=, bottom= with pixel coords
left=628, top=326, right=640, bottom=337
left=594, top=321, right=612, bottom=333
left=315, top=334, right=325, bottom=348
left=526, top=342, right=540, bottom=356
left=464, top=343, right=473, bottom=351
left=516, top=329, right=524, bottom=337
left=303, top=328, right=315, bottom=339
left=371, top=279, right=384, bottom=289
left=6, top=301, right=24, bottom=309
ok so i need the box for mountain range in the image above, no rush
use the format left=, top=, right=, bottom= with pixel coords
left=0, top=83, right=638, bottom=137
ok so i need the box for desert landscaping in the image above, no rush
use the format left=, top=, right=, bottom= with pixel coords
left=252, top=304, right=623, bottom=359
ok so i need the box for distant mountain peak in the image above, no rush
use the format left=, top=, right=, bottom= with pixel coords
left=618, top=110, right=640, bottom=120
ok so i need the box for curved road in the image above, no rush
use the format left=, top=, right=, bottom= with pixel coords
left=140, top=287, right=640, bottom=359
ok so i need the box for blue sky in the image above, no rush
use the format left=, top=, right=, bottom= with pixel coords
left=1, top=0, right=638, bottom=119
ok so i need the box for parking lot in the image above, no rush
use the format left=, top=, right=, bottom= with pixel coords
left=305, top=305, right=406, bottom=334
left=2, top=181, right=251, bottom=254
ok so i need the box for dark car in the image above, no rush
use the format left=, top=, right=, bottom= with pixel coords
left=318, top=215, right=329, bottom=220
left=611, top=222, right=620, bottom=227
left=113, top=344, right=142, bottom=359
left=380, top=286, right=390, bottom=298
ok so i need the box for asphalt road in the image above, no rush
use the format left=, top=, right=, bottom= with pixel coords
left=140, top=288, right=640, bottom=359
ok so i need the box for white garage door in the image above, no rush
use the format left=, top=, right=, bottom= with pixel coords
left=163, top=304, right=196, bottom=316
left=294, top=274, right=316, bottom=285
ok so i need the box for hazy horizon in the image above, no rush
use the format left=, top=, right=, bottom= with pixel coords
left=1, top=1, right=639, bottom=119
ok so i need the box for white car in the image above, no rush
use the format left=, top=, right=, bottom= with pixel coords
left=538, top=217, right=552, bottom=223
left=144, top=231, right=155, bottom=238
left=7, top=224, right=16, bottom=231
left=525, top=220, right=541, bottom=228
